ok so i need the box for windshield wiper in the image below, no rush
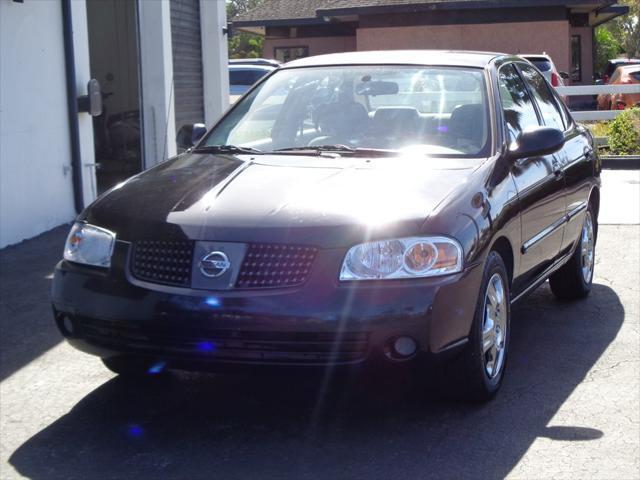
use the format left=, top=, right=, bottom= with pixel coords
left=192, top=145, right=263, bottom=155
left=273, top=145, right=396, bottom=156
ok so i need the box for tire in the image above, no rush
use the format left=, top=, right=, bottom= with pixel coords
left=549, top=207, right=596, bottom=300
left=443, top=251, right=511, bottom=403
left=101, top=356, right=167, bottom=377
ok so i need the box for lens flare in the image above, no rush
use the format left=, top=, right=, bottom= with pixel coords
left=147, top=361, right=166, bottom=374
left=205, top=297, right=221, bottom=307
left=127, top=424, right=144, bottom=438
left=197, top=341, right=216, bottom=353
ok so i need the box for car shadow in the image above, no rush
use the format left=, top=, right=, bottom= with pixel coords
left=0, top=225, right=69, bottom=381
left=9, top=283, right=623, bottom=479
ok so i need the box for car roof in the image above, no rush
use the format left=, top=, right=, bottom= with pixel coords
left=520, top=54, right=553, bottom=62
left=620, top=64, right=640, bottom=71
left=229, top=58, right=280, bottom=66
left=609, top=58, right=640, bottom=64
left=228, top=64, right=275, bottom=71
left=282, top=50, right=502, bottom=69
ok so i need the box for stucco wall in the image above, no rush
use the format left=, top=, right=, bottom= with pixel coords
left=263, top=36, right=357, bottom=60
left=357, top=21, right=571, bottom=73
left=0, top=0, right=95, bottom=248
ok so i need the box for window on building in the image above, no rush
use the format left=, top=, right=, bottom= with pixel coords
left=498, top=64, right=541, bottom=143
left=274, top=46, right=309, bottom=63
left=571, top=35, right=582, bottom=83
left=519, top=64, right=566, bottom=131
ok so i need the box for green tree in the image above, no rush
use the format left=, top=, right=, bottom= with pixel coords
left=226, top=0, right=265, bottom=59
left=599, top=0, right=640, bottom=59
left=595, top=27, right=622, bottom=74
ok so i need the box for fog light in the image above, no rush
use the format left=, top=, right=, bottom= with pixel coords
left=384, top=335, right=418, bottom=360
left=394, top=336, right=417, bottom=357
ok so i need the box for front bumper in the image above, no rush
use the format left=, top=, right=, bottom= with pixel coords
left=51, top=241, right=483, bottom=371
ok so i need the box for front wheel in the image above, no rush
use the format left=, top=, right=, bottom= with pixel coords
left=549, top=208, right=596, bottom=300
left=444, top=251, right=511, bottom=402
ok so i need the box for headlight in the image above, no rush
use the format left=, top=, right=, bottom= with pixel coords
left=63, top=222, right=116, bottom=268
left=340, top=236, right=463, bottom=281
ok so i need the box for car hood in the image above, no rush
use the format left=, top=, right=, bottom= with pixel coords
left=82, top=152, right=481, bottom=248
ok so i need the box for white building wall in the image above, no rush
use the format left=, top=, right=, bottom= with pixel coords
left=200, top=0, right=230, bottom=125
left=138, top=0, right=177, bottom=168
left=0, top=0, right=95, bottom=248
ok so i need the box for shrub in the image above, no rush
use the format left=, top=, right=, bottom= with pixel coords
left=608, top=108, right=640, bottom=155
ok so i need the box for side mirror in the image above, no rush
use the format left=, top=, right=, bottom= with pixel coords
left=176, top=123, right=207, bottom=151
left=559, top=71, right=570, bottom=80
left=509, top=127, right=565, bottom=160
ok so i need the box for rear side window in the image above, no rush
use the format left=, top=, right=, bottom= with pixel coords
left=519, top=64, right=566, bottom=131
left=498, top=64, right=540, bottom=142
left=605, top=63, right=618, bottom=78
left=630, top=71, right=640, bottom=82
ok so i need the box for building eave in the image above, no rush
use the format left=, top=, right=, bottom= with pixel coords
left=232, top=18, right=328, bottom=29
left=316, top=0, right=617, bottom=17
left=590, top=5, right=630, bottom=27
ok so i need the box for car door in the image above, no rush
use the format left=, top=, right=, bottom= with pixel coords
left=497, top=63, right=567, bottom=292
left=519, top=63, right=594, bottom=257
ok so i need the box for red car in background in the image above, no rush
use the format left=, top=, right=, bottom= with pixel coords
left=597, top=64, right=640, bottom=110
left=600, top=58, right=640, bottom=85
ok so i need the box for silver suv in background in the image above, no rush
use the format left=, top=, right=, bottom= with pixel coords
left=520, top=54, right=569, bottom=88
left=229, top=60, right=279, bottom=98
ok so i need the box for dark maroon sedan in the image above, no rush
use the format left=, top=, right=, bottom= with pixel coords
left=52, top=51, right=600, bottom=402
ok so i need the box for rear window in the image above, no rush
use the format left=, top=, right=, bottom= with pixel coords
left=527, top=59, right=553, bottom=72
left=607, top=61, right=640, bottom=78
left=229, top=69, right=268, bottom=86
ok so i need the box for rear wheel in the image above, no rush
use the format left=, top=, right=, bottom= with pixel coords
left=549, top=208, right=596, bottom=300
left=443, top=251, right=510, bottom=402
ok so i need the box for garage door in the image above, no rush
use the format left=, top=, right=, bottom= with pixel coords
left=170, top=0, right=204, bottom=130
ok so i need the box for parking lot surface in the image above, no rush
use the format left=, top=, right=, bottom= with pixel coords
left=1, top=171, right=638, bottom=480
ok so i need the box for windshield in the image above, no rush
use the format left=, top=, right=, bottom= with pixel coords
left=203, top=65, right=491, bottom=157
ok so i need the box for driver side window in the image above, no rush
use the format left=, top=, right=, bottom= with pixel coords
left=498, top=64, right=541, bottom=144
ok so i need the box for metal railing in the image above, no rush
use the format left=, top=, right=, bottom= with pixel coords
left=556, top=84, right=640, bottom=121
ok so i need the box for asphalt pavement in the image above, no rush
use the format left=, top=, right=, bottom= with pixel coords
left=1, top=170, right=638, bottom=480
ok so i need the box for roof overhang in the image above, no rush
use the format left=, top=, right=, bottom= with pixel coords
left=316, top=0, right=619, bottom=17
left=232, top=1, right=629, bottom=33
left=232, top=16, right=327, bottom=35
left=590, top=5, right=630, bottom=27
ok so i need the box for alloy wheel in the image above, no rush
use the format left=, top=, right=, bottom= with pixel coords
left=581, top=211, right=595, bottom=284
left=482, top=273, right=508, bottom=379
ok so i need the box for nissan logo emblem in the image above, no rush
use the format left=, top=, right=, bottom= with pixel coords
left=199, top=251, right=231, bottom=278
